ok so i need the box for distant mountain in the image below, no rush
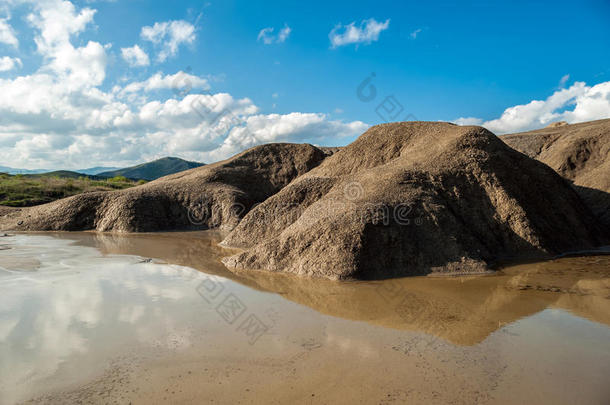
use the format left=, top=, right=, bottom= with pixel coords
left=97, top=157, right=204, bottom=180
left=24, top=170, right=105, bottom=180
left=0, top=165, right=114, bottom=176
left=76, top=166, right=121, bottom=176
left=0, top=166, right=48, bottom=175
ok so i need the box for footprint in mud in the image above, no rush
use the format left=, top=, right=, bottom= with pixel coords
left=0, top=257, right=41, bottom=271
left=301, top=339, right=322, bottom=351
left=380, top=389, right=412, bottom=403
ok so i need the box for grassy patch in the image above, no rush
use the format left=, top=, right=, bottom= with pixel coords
left=0, top=173, right=145, bottom=207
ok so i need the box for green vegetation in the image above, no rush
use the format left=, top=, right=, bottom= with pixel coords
left=0, top=172, right=144, bottom=207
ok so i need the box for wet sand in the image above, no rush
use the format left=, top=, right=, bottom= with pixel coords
left=0, top=232, right=609, bottom=404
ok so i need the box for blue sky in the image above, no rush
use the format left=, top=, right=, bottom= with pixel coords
left=1, top=0, right=609, bottom=169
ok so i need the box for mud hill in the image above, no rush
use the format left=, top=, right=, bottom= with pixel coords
left=221, top=122, right=605, bottom=279
left=0, top=144, right=327, bottom=232
left=1, top=121, right=607, bottom=280
left=502, top=119, right=610, bottom=228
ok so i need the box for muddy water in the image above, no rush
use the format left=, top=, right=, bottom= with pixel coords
left=0, top=232, right=609, bottom=404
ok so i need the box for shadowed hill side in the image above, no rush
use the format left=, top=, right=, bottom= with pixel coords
left=222, top=122, right=606, bottom=280
left=98, top=157, right=204, bottom=180
left=0, top=143, right=327, bottom=232
left=502, top=119, right=610, bottom=228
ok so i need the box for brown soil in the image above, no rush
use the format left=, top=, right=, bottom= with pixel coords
left=222, top=122, right=605, bottom=279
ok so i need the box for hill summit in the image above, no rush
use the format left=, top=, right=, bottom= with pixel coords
left=221, top=122, right=605, bottom=279
left=98, top=157, right=204, bottom=180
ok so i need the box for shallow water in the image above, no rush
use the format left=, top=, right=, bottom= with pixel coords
left=0, top=232, right=609, bottom=404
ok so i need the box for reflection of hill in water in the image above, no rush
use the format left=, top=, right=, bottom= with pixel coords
left=58, top=231, right=610, bottom=346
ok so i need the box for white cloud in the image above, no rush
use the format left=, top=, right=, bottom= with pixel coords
left=257, top=24, right=291, bottom=45
left=452, top=117, right=483, bottom=126
left=329, top=18, right=390, bottom=48
left=559, top=74, right=570, bottom=88
left=27, top=1, right=96, bottom=54
left=118, top=71, right=209, bottom=98
left=49, top=40, right=108, bottom=85
left=278, top=25, right=291, bottom=43
left=0, top=18, right=18, bottom=47
left=207, top=112, right=368, bottom=162
left=410, top=28, right=422, bottom=39
left=0, top=1, right=367, bottom=170
left=0, top=56, right=21, bottom=71
left=563, top=81, right=610, bottom=123
left=121, top=45, right=150, bottom=67
left=257, top=27, right=273, bottom=45
left=25, top=0, right=108, bottom=86
left=453, top=80, right=610, bottom=134
left=141, top=20, right=195, bottom=62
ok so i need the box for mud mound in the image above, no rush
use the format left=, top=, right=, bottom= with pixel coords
left=0, top=143, right=327, bottom=232
left=502, top=119, right=610, bottom=228
left=222, top=122, right=605, bottom=280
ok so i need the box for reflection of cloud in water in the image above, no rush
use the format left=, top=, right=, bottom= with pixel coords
left=118, top=304, right=145, bottom=324
left=0, top=316, right=18, bottom=341
left=324, top=329, right=379, bottom=359
left=1, top=233, right=609, bottom=404
left=0, top=234, right=214, bottom=404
